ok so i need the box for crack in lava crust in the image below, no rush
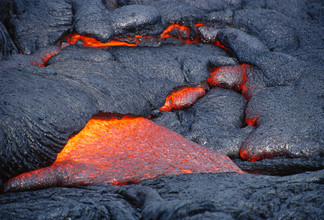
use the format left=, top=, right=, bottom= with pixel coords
left=3, top=116, right=242, bottom=192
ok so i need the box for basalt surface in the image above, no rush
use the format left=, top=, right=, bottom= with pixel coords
left=0, top=0, right=323, bottom=218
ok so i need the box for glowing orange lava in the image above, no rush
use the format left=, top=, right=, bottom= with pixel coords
left=160, top=24, right=200, bottom=44
left=207, top=64, right=251, bottom=99
left=159, top=86, right=206, bottom=111
left=34, top=24, right=230, bottom=67
left=240, top=148, right=259, bottom=162
left=33, top=47, right=63, bottom=67
left=66, top=24, right=228, bottom=48
left=3, top=116, right=242, bottom=192
left=68, top=33, right=138, bottom=47
left=246, top=117, right=257, bottom=126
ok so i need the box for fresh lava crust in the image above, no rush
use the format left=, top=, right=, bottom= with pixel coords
left=3, top=116, right=242, bottom=192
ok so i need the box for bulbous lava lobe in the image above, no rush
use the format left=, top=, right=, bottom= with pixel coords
left=207, top=65, right=245, bottom=92
left=240, top=70, right=324, bottom=161
left=3, top=116, right=242, bottom=193
left=159, top=85, right=206, bottom=111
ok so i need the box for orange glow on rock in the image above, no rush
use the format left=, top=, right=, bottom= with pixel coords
left=207, top=65, right=245, bottom=91
left=62, top=24, right=229, bottom=50
left=3, top=116, right=242, bottom=192
left=160, top=24, right=200, bottom=44
left=215, top=40, right=229, bottom=50
left=33, top=47, right=63, bottom=67
left=246, top=117, right=257, bottom=126
left=159, top=86, right=206, bottom=111
left=68, top=33, right=138, bottom=47
left=161, top=24, right=189, bottom=39
left=240, top=148, right=259, bottom=162
left=207, top=64, right=251, bottom=99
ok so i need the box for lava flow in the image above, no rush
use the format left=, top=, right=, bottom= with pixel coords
left=160, top=85, right=206, bottom=111
left=34, top=23, right=228, bottom=67
left=68, top=33, right=138, bottom=47
left=3, top=116, right=242, bottom=192
left=207, top=64, right=251, bottom=99
left=32, top=46, right=64, bottom=67
left=246, top=117, right=257, bottom=126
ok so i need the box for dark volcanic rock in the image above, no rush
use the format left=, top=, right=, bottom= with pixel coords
left=266, top=0, right=308, bottom=19
left=0, top=22, right=18, bottom=60
left=0, top=66, right=98, bottom=181
left=111, top=5, right=163, bottom=36
left=217, top=28, right=269, bottom=63
left=8, top=0, right=73, bottom=54
left=234, top=9, right=298, bottom=52
left=233, top=156, right=324, bottom=176
left=241, top=70, right=324, bottom=161
left=241, top=65, right=267, bottom=99
left=218, top=28, right=308, bottom=87
left=0, top=1, right=323, bottom=219
left=139, top=170, right=324, bottom=219
left=1, top=170, right=323, bottom=219
left=0, top=185, right=140, bottom=219
left=184, top=88, right=254, bottom=157
left=73, top=0, right=115, bottom=43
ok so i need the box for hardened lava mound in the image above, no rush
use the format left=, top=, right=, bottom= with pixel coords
left=0, top=0, right=323, bottom=219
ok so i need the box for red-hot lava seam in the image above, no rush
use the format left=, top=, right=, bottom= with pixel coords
left=245, top=117, right=257, bottom=126
left=35, top=24, right=228, bottom=67
left=3, top=116, right=243, bottom=192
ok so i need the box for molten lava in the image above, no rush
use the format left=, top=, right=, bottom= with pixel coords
left=33, top=47, right=63, bottom=67
left=35, top=24, right=229, bottom=67
left=160, top=86, right=206, bottom=111
left=68, top=33, right=138, bottom=47
left=240, top=148, right=259, bottom=162
left=3, top=116, right=242, bottom=192
left=160, top=24, right=200, bottom=44
left=207, top=64, right=251, bottom=99
left=246, top=117, right=257, bottom=126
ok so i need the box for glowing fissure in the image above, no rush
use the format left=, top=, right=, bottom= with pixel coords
left=246, top=117, right=257, bottom=126
left=34, top=24, right=229, bottom=67
left=33, top=47, right=63, bottom=67
left=3, top=116, right=242, bottom=192
left=66, top=24, right=228, bottom=48
left=68, top=33, right=138, bottom=47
